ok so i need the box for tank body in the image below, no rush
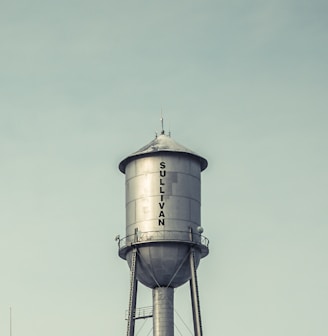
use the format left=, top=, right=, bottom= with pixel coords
left=125, top=154, right=201, bottom=241
left=119, top=134, right=208, bottom=288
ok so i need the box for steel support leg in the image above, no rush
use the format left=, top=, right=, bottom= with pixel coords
left=127, top=249, right=138, bottom=336
left=190, top=248, right=203, bottom=336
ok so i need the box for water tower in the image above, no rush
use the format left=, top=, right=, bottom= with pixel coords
left=117, top=127, right=209, bottom=336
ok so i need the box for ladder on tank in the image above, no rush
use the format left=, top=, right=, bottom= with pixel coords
left=127, top=248, right=138, bottom=336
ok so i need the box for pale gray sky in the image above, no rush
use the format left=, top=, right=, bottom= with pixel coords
left=1, top=1, right=327, bottom=335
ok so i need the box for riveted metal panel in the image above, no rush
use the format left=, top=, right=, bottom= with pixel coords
left=125, top=155, right=201, bottom=230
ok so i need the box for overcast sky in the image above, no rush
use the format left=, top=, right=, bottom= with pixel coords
left=1, top=1, right=327, bottom=335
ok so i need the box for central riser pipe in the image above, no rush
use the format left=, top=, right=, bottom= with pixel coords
left=153, top=287, right=174, bottom=336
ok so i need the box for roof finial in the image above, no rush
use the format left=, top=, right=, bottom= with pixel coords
left=160, top=109, right=165, bottom=135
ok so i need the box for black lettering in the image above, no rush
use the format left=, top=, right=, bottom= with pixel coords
left=159, top=210, right=165, bottom=217
left=158, top=219, right=165, bottom=225
left=159, top=161, right=166, bottom=226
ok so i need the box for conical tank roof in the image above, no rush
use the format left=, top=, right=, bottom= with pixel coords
left=119, top=133, right=208, bottom=173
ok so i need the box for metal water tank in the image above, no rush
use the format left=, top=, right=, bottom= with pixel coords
left=118, top=133, right=208, bottom=288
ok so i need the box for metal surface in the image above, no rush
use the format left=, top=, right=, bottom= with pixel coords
left=119, top=134, right=208, bottom=173
left=153, top=287, right=174, bottom=336
left=125, top=154, right=201, bottom=236
left=120, top=151, right=206, bottom=288
left=119, top=229, right=209, bottom=287
left=190, top=248, right=203, bottom=336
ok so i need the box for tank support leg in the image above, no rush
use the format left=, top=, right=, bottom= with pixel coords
left=127, top=248, right=138, bottom=336
left=189, top=248, right=203, bottom=336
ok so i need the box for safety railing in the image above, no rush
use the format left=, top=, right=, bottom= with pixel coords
left=118, top=229, right=209, bottom=251
left=125, top=306, right=153, bottom=320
